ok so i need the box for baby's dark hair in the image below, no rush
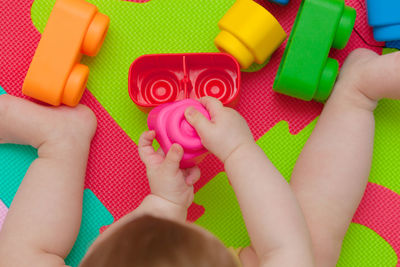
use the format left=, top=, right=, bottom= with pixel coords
left=80, top=215, right=238, bottom=267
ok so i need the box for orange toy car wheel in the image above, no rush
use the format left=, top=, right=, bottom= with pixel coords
left=62, top=64, right=90, bottom=106
left=82, top=12, right=110, bottom=57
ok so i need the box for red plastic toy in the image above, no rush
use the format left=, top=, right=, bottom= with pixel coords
left=148, top=99, right=210, bottom=168
left=129, top=53, right=241, bottom=112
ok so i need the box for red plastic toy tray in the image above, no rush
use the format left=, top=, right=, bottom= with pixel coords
left=128, top=53, right=241, bottom=112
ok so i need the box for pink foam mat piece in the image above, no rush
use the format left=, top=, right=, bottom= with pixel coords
left=0, top=200, right=8, bottom=231
left=0, top=0, right=385, bottom=226
left=352, top=182, right=400, bottom=266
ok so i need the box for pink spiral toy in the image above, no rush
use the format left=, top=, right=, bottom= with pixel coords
left=148, top=99, right=211, bottom=168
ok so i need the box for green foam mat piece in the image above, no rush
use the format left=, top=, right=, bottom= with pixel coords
left=256, top=120, right=316, bottom=182
left=338, top=223, right=397, bottom=266
left=0, top=86, right=114, bottom=266
left=31, top=0, right=266, bottom=145
left=369, top=99, right=400, bottom=195
left=194, top=172, right=250, bottom=248
left=383, top=48, right=399, bottom=55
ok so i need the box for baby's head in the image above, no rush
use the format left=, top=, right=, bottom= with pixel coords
left=80, top=215, right=238, bottom=267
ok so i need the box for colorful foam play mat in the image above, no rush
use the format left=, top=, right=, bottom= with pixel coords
left=0, top=0, right=399, bottom=266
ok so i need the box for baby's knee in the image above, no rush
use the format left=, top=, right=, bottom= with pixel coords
left=69, top=105, right=98, bottom=141
left=77, top=105, right=97, bottom=132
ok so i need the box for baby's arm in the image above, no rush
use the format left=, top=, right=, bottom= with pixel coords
left=185, top=98, right=314, bottom=267
left=290, top=49, right=400, bottom=266
left=0, top=95, right=97, bottom=267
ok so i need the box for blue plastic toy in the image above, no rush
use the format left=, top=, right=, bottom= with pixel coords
left=366, top=0, right=400, bottom=42
left=269, top=0, right=290, bottom=5
left=386, top=40, right=400, bottom=50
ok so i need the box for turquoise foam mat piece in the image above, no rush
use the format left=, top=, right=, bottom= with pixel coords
left=66, top=189, right=114, bottom=266
left=0, top=86, right=114, bottom=266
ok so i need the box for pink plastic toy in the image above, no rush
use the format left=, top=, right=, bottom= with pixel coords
left=148, top=99, right=211, bottom=168
left=129, top=53, right=241, bottom=113
left=0, top=199, right=8, bottom=231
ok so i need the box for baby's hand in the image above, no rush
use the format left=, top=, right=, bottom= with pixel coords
left=185, top=97, right=254, bottom=163
left=138, top=131, right=201, bottom=209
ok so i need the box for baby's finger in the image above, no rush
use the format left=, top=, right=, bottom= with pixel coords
left=156, top=147, right=165, bottom=157
left=199, top=96, right=223, bottom=119
left=185, top=166, right=201, bottom=186
left=138, top=131, right=156, bottom=164
left=162, top=143, right=184, bottom=174
left=185, top=106, right=213, bottom=139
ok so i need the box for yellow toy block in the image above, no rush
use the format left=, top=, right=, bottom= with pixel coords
left=215, top=0, right=287, bottom=69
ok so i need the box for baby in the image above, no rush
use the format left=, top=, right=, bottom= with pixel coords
left=0, top=48, right=399, bottom=267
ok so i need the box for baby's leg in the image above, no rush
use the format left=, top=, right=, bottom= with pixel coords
left=290, top=49, right=400, bottom=266
left=0, top=95, right=96, bottom=266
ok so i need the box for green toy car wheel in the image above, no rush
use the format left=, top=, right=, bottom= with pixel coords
left=314, top=58, right=339, bottom=102
left=273, top=0, right=356, bottom=102
left=332, top=6, right=356, bottom=49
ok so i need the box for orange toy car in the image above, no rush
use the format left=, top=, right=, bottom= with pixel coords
left=22, top=0, right=109, bottom=107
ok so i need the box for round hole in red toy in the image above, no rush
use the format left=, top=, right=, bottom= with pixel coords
left=195, top=70, right=234, bottom=104
left=143, top=72, right=179, bottom=105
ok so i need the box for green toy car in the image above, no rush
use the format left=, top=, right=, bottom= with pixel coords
left=273, top=0, right=356, bottom=102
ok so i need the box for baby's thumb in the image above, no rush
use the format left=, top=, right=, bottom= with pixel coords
left=184, top=107, right=212, bottom=139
